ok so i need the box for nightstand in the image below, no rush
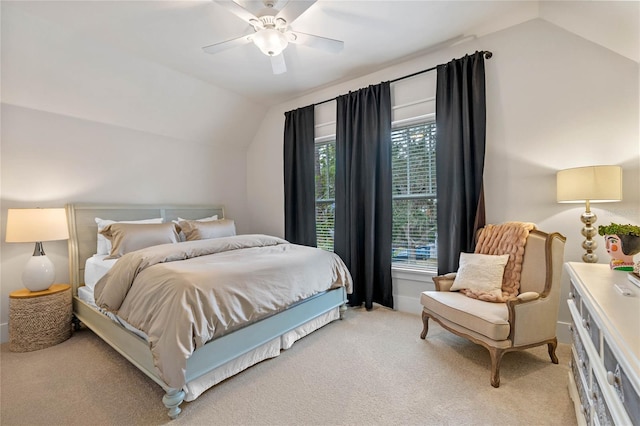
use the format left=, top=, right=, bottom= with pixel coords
left=9, top=284, right=72, bottom=352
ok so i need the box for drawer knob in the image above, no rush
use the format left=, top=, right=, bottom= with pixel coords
left=582, top=318, right=590, bottom=330
left=607, top=370, right=621, bottom=386
left=569, top=291, right=575, bottom=299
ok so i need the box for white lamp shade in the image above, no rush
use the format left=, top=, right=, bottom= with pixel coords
left=5, top=208, right=69, bottom=242
left=22, top=255, right=56, bottom=291
left=556, top=165, right=623, bottom=203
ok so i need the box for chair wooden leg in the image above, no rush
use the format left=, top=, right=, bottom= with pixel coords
left=548, top=338, right=559, bottom=364
left=489, top=347, right=505, bottom=388
left=420, top=311, right=429, bottom=339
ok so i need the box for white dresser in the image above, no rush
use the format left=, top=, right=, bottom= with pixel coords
left=566, top=262, right=640, bottom=425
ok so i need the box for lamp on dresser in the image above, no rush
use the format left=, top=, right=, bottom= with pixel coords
left=556, top=165, right=622, bottom=263
left=5, top=208, right=69, bottom=291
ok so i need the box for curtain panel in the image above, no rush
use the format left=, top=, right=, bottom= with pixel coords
left=334, top=82, right=393, bottom=310
left=435, top=51, right=487, bottom=274
left=283, top=105, right=317, bottom=247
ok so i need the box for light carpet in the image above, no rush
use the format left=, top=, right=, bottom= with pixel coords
left=0, top=306, right=576, bottom=425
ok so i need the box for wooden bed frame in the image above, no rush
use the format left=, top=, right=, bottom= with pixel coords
left=66, top=204, right=347, bottom=419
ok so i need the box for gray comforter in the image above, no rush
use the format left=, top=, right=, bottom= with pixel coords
left=94, top=234, right=353, bottom=389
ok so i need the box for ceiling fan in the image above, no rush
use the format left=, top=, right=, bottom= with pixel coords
left=203, top=0, right=344, bottom=75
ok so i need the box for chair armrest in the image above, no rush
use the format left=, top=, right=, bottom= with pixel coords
left=432, top=273, right=457, bottom=292
left=507, top=293, right=557, bottom=346
left=516, top=292, right=540, bottom=302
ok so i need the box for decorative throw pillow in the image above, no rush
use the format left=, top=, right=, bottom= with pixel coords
left=450, top=253, right=510, bottom=300
left=95, top=217, right=163, bottom=255
left=178, top=219, right=236, bottom=241
left=100, top=222, right=179, bottom=259
left=172, top=215, right=218, bottom=242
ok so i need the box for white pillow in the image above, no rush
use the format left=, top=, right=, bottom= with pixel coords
left=172, top=215, right=218, bottom=242
left=95, top=217, right=163, bottom=255
left=450, top=253, right=510, bottom=299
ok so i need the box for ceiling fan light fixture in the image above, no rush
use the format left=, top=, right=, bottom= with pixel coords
left=252, top=28, right=288, bottom=56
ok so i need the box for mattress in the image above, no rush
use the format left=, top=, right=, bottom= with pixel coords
left=78, top=285, right=148, bottom=340
left=84, top=255, right=117, bottom=290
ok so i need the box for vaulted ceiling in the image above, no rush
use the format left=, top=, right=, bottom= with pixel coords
left=3, top=1, right=638, bottom=106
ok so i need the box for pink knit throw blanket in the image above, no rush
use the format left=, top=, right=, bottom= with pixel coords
left=460, top=222, right=536, bottom=302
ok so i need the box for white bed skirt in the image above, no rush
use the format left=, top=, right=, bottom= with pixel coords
left=184, top=308, right=339, bottom=401
left=77, top=285, right=340, bottom=402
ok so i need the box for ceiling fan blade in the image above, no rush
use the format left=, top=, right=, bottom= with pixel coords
left=215, top=0, right=261, bottom=26
left=275, top=0, right=316, bottom=24
left=288, top=31, right=344, bottom=54
left=270, top=53, right=287, bottom=75
left=203, top=34, right=252, bottom=55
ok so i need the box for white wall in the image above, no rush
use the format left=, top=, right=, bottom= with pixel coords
left=0, top=5, right=268, bottom=342
left=1, top=5, right=637, bottom=346
left=246, top=19, right=640, bottom=341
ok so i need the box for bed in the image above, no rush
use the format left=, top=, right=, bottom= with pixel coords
left=66, top=204, right=351, bottom=419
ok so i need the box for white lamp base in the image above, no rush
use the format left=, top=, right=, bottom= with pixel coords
left=22, top=254, right=55, bottom=292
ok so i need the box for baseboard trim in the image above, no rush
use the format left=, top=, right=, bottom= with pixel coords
left=1, top=322, right=8, bottom=344
left=393, top=294, right=422, bottom=316
left=556, top=320, right=571, bottom=345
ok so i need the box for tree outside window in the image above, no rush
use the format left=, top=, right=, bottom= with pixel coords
left=314, top=121, right=437, bottom=270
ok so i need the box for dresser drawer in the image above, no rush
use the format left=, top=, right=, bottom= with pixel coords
left=571, top=349, right=592, bottom=425
left=603, top=338, right=640, bottom=423
left=569, top=281, right=582, bottom=314
left=592, top=373, right=615, bottom=426
left=581, top=301, right=601, bottom=354
left=571, top=318, right=591, bottom=380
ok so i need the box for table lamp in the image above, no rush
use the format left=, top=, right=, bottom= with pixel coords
left=556, top=165, right=622, bottom=263
left=5, top=208, right=69, bottom=291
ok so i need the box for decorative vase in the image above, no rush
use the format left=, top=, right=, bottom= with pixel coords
left=604, top=233, right=640, bottom=271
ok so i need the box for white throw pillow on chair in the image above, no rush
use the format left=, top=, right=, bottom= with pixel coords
left=450, top=252, right=510, bottom=299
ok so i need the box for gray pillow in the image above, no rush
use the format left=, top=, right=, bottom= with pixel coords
left=100, top=222, right=179, bottom=259
left=178, top=219, right=236, bottom=241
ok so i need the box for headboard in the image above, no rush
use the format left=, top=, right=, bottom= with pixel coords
left=65, top=203, right=225, bottom=295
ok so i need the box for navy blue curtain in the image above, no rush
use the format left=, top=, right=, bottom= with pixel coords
left=435, top=51, right=487, bottom=274
left=334, top=82, right=393, bottom=310
left=284, top=105, right=317, bottom=247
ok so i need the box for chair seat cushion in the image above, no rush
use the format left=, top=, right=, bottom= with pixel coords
left=420, top=291, right=510, bottom=341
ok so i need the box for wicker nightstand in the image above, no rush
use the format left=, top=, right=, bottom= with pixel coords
left=9, top=284, right=72, bottom=352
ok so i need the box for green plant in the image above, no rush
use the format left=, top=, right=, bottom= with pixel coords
left=598, top=223, right=640, bottom=237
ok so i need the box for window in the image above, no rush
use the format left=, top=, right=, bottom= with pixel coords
left=391, top=121, right=437, bottom=269
left=315, top=139, right=336, bottom=251
left=314, top=121, right=437, bottom=269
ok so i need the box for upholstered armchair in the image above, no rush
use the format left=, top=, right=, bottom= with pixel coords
left=420, top=223, right=566, bottom=387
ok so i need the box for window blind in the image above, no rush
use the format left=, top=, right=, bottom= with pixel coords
left=391, top=122, right=437, bottom=269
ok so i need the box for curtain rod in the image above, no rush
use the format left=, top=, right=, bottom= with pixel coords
left=312, top=50, right=493, bottom=108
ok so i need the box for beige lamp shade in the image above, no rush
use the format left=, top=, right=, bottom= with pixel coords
left=5, top=208, right=69, bottom=243
left=556, top=165, right=623, bottom=203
